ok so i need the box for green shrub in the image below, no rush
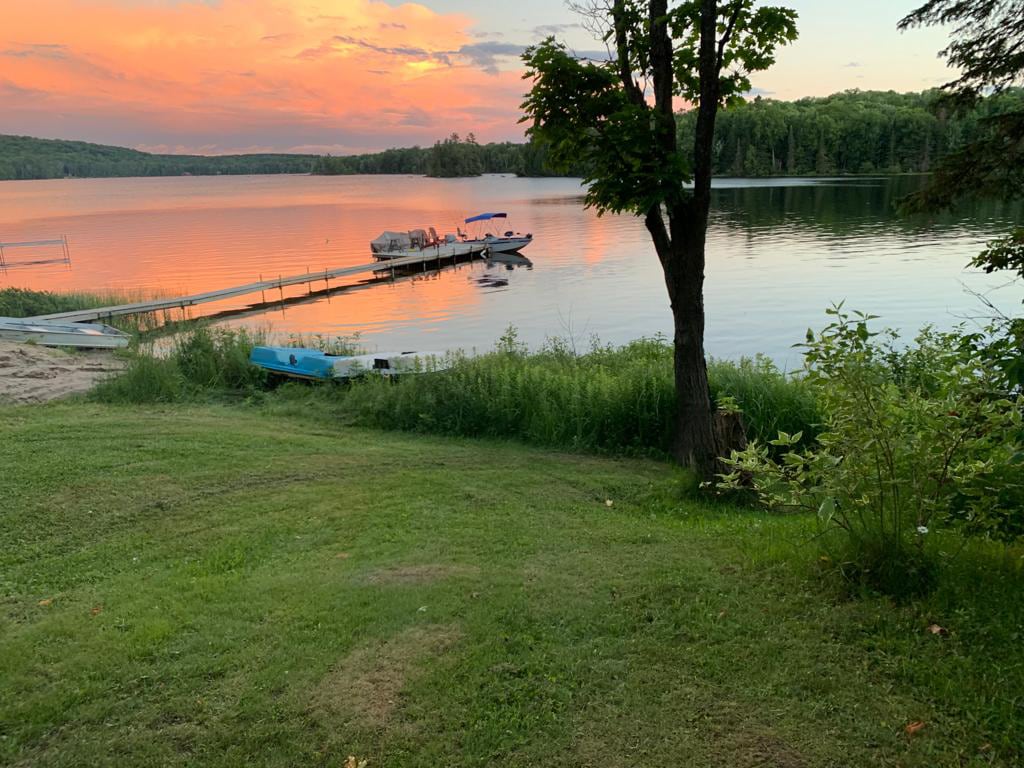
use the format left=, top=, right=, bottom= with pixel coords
left=719, top=308, right=1024, bottom=597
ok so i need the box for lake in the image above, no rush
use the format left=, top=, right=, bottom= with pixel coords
left=0, top=174, right=1018, bottom=366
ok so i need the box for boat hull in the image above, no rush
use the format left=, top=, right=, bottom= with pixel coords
left=250, top=346, right=445, bottom=380
left=474, top=236, right=532, bottom=254
left=372, top=242, right=484, bottom=261
left=0, top=318, right=130, bottom=349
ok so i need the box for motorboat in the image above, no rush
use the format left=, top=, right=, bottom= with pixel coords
left=459, top=212, right=533, bottom=254
left=249, top=346, right=447, bottom=380
left=0, top=317, right=130, bottom=349
left=370, top=227, right=487, bottom=261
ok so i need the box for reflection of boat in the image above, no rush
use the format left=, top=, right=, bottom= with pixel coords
left=370, top=227, right=487, bottom=261
left=0, top=317, right=130, bottom=349
left=459, top=213, right=533, bottom=254
left=249, top=346, right=446, bottom=380
left=487, top=253, right=533, bottom=270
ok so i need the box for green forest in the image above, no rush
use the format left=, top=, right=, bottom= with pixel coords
left=4, top=88, right=1023, bottom=181
left=0, top=135, right=316, bottom=180
left=684, top=88, right=1024, bottom=176
left=312, top=132, right=563, bottom=177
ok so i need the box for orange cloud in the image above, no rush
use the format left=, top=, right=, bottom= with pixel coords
left=0, top=0, right=529, bottom=153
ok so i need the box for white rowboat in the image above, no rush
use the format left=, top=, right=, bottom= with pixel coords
left=0, top=317, right=130, bottom=349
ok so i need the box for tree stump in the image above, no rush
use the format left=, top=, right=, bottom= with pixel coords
left=712, top=409, right=748, bottom=474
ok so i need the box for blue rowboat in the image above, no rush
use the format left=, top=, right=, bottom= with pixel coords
left=249, top=346, right=443, bottom=380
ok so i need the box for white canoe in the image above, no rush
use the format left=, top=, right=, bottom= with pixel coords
left=0, top=317, right=130, bottom=349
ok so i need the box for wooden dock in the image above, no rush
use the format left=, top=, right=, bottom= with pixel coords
left=30, top=245, right=488, bottom=324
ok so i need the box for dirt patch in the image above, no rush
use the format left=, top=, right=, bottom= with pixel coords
left=361, top=563, right=480, bottom=586
left=312, top=624, right=462, bottom=728
left=715, top=731, right=807, bottom=768
left=0, top=341, right=123, bottom=404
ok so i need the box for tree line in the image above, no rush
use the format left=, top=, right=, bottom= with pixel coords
left=3, top=88, right=1022, bottom=181
left=0, top=135, right=316, bottom=181
left=312, top=133, right=568, bottom=177
left=681, top=88, right=1024, bottom=176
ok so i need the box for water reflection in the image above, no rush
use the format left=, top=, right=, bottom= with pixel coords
left=0, top=174, right=1019, bottom=363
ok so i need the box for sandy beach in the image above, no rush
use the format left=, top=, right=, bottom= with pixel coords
left=0, top=340, right=124, bottom=404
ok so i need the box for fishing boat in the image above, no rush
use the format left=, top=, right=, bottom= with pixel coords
left=0, top=317, right=130, bottom=349
left=249, top=346, right=445, bottom=380
left=370, top=227, right=486, bottom=261
left=459, top=212, right=533, bottom=254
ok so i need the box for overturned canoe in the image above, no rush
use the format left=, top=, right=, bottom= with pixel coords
left=250, top=346, right=444, bottom=380
left=0, top=317, right=130, bottom=349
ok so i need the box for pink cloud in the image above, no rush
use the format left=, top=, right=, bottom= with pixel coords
left=0, top=0, right=530, bottom=153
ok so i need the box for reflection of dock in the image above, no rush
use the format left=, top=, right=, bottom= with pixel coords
left=31, top=244, right=489, bottom=323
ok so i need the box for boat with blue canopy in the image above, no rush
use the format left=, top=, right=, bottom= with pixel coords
left=459, top=212, right=533, bottom=254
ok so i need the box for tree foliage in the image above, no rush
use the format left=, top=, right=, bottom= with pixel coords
left=521, top=2, right=798, bottom=217
left=899, top=1, right=1024, bottom=285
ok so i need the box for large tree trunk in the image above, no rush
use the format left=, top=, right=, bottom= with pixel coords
left=661, top=208, right=718, bottom=476
left=670, top=278, right=717, bottom=473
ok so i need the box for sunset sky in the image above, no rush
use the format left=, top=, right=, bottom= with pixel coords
left=1, top=0, right=955, bottom=155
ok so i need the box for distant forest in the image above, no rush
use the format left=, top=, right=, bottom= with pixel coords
left=313, top=132, right=565, bottom=177
left=686, top=89, right=1024, bottom=176
left=3, top=89, right=1022, bottom=181
left=0, top=135, right=316, bottom=180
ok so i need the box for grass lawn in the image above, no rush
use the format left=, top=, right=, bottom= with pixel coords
left=1, top=404, right=1021, bottom=767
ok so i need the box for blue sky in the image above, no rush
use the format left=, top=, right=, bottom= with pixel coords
left=410, top=0, right=956, bottom=99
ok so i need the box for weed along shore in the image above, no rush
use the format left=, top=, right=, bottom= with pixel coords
left=1, top=290, right=1023, bottom=765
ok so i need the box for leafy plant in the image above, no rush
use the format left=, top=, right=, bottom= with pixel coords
left=719, top=307, right=1024, bottom=597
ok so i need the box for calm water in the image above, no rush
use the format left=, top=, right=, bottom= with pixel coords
left=0, top=174, right=1019, bottom=365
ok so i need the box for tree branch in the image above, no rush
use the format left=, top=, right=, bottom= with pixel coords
left=716, top=0, right=744, bottom=72
left=611, top=0, right=646, bottom=105
left=693, top=0, right=721, bottom=206
left=649, top=0, right=674, bottom=119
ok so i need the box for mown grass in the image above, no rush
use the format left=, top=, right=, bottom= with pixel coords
left=91, top=326, right=821, bottom=458
left=0, top=403, right=1021, bottom=766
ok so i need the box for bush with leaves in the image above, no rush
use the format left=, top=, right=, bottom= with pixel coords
left=719, top=308, right=1024, bottom=597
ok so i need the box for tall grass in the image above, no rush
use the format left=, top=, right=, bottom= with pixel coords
left=90, top=325, right=821, bottom=458
left=0, top=287, right=108, bottom=318
left=342, top=334, right=821, bottom=457
left=343, top=335, right=679, bottom=455
left=708, top=355, right=820, bottom=447
left=91, top=326, right=269, bottom=403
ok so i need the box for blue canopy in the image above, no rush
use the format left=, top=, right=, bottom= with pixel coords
left=464, top=212, right=507, bottom=224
